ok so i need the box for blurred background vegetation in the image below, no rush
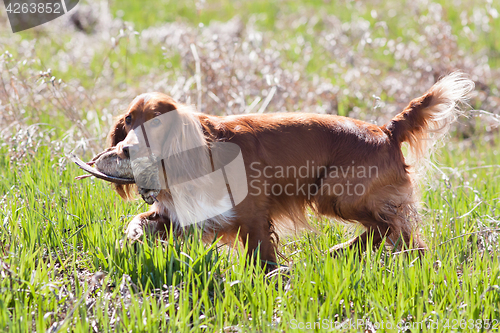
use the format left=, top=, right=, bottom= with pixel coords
left=1, top=0, right=499, bottom=153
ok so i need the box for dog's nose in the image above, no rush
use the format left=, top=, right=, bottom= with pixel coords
left=116, top=142, right=132, bottom=159
left=122, top=145, right=130, bottom=159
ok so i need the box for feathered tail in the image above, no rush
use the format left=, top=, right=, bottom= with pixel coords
left=384, top=72, right=474, bottom=165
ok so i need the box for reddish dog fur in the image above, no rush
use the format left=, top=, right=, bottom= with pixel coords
left=107, top=73, right=473, bottom=269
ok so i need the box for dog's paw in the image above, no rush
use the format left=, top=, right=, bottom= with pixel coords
left=125, top=215, right=164, bottom=241
left=125, top=217, right=147, bottom=240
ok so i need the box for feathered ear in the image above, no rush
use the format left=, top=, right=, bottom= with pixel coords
left=108, top=116, right=127, bottom=147
left=107, top=116, right=136, bottom=200
left=113, top=182, right=135, bottom=200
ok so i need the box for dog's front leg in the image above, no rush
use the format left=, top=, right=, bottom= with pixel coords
left=125, top=211, right=171, bottom=241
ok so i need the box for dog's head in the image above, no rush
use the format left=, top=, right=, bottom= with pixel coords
left=106, top=93, right=208, bottom=203
left=110, top=93, right=180, bottom=158
left=106, top=93, right=180, bottom=200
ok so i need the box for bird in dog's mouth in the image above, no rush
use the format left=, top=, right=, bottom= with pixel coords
left=70, top=148, right=161, bottom=205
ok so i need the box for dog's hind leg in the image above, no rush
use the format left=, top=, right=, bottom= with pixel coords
left=329, top=204, right=427, bottom=256
left=377, top=202, right=427, bottom=254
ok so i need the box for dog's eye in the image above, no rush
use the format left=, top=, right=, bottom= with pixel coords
left=125, top=115, right=132, bottom=125
left=151, top=118, right=161, bottom=127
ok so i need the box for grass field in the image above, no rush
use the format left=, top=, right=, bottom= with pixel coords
left=1, top=0, right=500, bottom=331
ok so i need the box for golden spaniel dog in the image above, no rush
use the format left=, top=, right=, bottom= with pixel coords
left=91, top=72, right=473, bottom=269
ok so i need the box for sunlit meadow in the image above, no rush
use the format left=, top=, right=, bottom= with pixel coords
left=0, top=0, right=499, bottom=331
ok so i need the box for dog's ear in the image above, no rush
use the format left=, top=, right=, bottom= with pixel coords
left=107, top=116, right=136, bottom=200
left=113, top=182, right=135, bottom=201
left=108, top=116, right=127, bottom=148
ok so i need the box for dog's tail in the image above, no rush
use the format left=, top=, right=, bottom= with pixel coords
left=384, top=72, right=474, bottom=164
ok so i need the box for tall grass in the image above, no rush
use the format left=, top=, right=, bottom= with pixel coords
left=0, top=141, right=498, bottom=331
